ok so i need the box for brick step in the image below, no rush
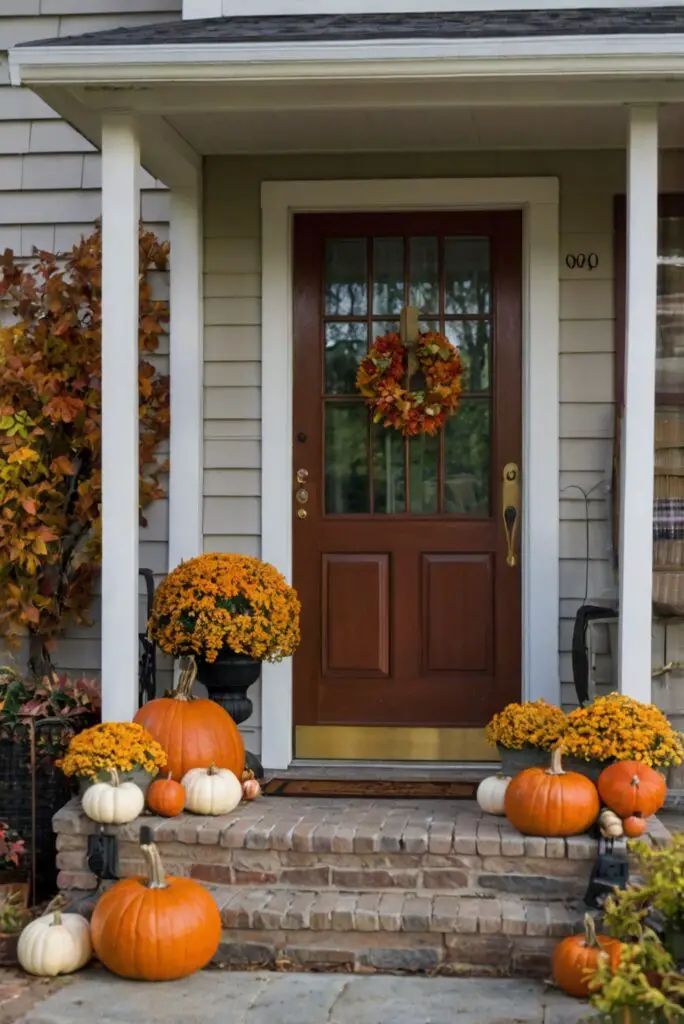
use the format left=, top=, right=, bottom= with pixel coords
left=55, top=797, right=656, bottom=900
left=209, top=885, right=585, bottom=976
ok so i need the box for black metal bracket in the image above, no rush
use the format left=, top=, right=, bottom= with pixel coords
left=584, top=837, right=630, bottom=910
left=87, top=829, right=119, bottom=881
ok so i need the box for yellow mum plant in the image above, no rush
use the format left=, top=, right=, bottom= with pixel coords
left=562, top=693, right=684, bottom=767
left=148, top=553, right=301, bottom=664
left=57, top=722, right=167, bottom=781
left=485, top=700, right=567, bottom=752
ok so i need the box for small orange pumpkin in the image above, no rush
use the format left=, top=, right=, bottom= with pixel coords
left=597, top=761, right=666, bottom=819
left=504, top=748, right=600, bottom=837
left=146, top=773, right=185, bottom=818
left=91, top=842, right=221, bottom=981
left=552, top=914, right=623, bottom=998
left=623, top=814, right=647, bottom=838
left=135, top=660, right=244, bottom=782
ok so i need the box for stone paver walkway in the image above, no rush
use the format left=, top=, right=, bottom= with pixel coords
left=17, top=971, right=587, bottom=1024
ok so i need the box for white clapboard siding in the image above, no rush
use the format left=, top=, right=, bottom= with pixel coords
left=0, top=0, right=181, bottom=686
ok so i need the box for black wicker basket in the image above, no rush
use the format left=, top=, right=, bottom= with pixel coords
left=0, top=714, right=96, bottom=901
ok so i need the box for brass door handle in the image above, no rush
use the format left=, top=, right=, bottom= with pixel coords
left=502, top=463, right=520, bottom=567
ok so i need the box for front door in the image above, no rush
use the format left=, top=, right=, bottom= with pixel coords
left=292, top=211, right=522, bottom=761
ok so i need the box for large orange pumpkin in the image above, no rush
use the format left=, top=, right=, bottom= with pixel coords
left=597, top=761, right=667, bottom=819
left=134, top=660, right=244, bottom=781
left=504, top=748, right=600, bottom=837
left=146, top=773, right=185, bottom=818
left=552, top=914, right=623, bottom=999
left=91, top=842, right=221, bottom=981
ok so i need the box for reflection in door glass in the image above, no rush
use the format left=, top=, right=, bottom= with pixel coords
left=325, top=239, right=368, bottom=316
left=444, top=401, right=490, bottom=515
left=445, top=238, right=490, bottom=315
left=445, top=321, right=491, bottom=393
left=373, top=238, right=404, bottom=315
left=325, top=402, right=370, bottom=514
left=410, top=433, right=440, bottom=514
left=325, top=322, right=368, bottom=395
left=373, top=424, right=406, bottom=514
left=409, top=237, right=439, bottom=315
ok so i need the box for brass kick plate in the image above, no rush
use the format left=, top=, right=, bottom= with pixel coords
left=295, top=726, right=491, bottom=762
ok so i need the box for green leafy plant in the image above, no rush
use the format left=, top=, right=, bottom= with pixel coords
left=591, top=929, right=684, bottom=1023
left=0, top=226, right=170, bottom=675
left=602, top=836, right=684, bottom=958
left=0, top=889, right=28, bottom=936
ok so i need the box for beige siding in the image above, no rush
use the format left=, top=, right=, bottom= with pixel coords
left=202, top=149, right=684, bottom=750
left=0, top=0, right=181, bottom=682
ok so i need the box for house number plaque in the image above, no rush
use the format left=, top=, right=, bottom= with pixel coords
left=565, top=253, right=599, bottom=271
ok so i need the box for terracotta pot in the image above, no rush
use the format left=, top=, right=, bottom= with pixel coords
left=0, top=931, right=19, bottom=967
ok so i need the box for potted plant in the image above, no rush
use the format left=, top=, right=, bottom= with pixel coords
left=590, top=928, right=684, bottom=1023
left=0, top=889, right=29, bottom=967
left=601, top=835, right=684, bottom=968
left=148, top=553, right=301, bottom=725
left=0, top=667, right=100, bottom=900
left=562, top=694, right=684, bottom=781
left=0, top=823, right=27, bottom=906
left=57, top=722, right=167, bottom=796
left=485, top=700, right=567, bottom=776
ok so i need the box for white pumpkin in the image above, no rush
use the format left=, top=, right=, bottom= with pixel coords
left=18, top=910, right=92, bottom=977
left=476, top=774, right=512, bottom=816
left=81, top=768, right=144, bottom=825
left=599, top=807, right=624, bottom=839
left=182, top=763, right=242, bottom=815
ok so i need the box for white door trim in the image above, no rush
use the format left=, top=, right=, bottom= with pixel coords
left=260, top=176, right=560, bottom=770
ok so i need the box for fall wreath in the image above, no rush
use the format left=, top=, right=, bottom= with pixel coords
left=356, top=330, right=463, bottom=437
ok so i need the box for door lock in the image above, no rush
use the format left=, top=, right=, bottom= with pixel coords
left=296, top=488, right=309, bottom=505
left=502, top=463, right=521, bottom=568
left=296, top=468, right=309, bottom=484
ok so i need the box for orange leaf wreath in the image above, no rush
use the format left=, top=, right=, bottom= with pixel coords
left=356, top=331, right=463, bottom=437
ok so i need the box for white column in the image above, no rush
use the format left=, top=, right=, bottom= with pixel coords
left=618, top=105, right=659, bottom=702
left=101, top=113, right=140, bottom=722
left=168, top=177, right=203, bottom=571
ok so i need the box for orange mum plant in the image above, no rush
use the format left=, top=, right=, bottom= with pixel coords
left=561, top=694, right=684, bottom=768
left=485, top=699, right=568, bottom=752
left=148, top=553, right=301, bottom=664
left=0, top=226, right=170, bottom=676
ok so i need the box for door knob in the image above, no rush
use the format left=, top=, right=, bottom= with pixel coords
left=502, top=463, right=521, bottom=567
left=296, top=468, right=309, bottom=484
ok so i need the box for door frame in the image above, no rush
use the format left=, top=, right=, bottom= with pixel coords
left=260, top=176, right=560, bottom=770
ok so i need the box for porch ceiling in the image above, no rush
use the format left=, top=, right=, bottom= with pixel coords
left=164, top=102, right=684, bottom=154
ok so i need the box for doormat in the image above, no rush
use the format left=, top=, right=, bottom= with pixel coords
left=262, top=778, right=478, bottom=800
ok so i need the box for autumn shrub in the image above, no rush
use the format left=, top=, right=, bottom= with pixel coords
left=0, top=226, right=170, bottom=672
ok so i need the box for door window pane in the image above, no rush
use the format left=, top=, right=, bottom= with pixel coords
left=445, top=237, right=491, bottom=315
left=445, top=321, right=491, bottom=393
left=373, top=424, right=406, bottom=514
left=372, top=320, right=400, bottom=339
left=409, top=237, right=439, bottom=315
left=325, top=322, right=368, bottom=395
left=325, top=402, right=370, bottom=514
left=444, top=402, right=490, bottom=515
left=410, top=433, right=440, bottom=514
left=373, top=238, right=404, bottom=315
left=657, top=217, right=684, bottom=396
left=325, top=239, right=367, bottom=316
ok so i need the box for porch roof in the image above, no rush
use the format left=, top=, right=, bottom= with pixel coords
left=14, top=7, right=684, bottom=50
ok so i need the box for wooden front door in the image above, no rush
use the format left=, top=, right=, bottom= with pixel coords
left=292, top=211, right=522, bottom=761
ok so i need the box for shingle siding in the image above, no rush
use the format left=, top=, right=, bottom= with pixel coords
left=0, top=0, right=181, bottom=683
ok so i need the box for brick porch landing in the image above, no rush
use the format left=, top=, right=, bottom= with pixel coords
left=54, top=797, right=670, bottom=977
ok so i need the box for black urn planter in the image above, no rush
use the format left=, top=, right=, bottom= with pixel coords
left=195, top=648, right=263, bottom=778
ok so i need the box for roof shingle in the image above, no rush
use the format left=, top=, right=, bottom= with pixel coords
left=16, top=7, right=684, bottom=50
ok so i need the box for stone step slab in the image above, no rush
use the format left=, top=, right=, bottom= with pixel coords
left=206, top=886, right=585, bottom=977
left=56, top=797, right=671, bottom=899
